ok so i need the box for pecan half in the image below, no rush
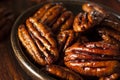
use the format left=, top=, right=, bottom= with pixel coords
left=57, top=30, right=76, bottom=51
left=82, top=2, right=108, bottom=17
left=98, top=27, right=120, bottom=46
left=82, top=2, right=120, bottom=32
left=45, top=65, right=83, bottom=80
left=99, top=73, right=120, bottom=80
left=40, top=3, right=66, bottom=26
left=18, top=24, right=47, bottom=65
left=34, top=3, right=55, bottom=19
left=73, top=11, right=104, bottom=32
left=18, top=17, right=59, bottom=66
left=52, top=10, right=74, bottom=33
left=64, top=42, right=120, bottom=77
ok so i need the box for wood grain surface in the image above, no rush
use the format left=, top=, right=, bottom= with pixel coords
left=0, top=0, right=119, bottom=80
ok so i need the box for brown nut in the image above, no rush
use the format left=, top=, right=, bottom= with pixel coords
left=99, top=73, right=120, bottom=80
left=40, top=3, right=66, bottom=26
left=82, top=2, right=108, bottom=17
left=33, top=3, right=74, bottom=34
left=34, top=3, right=55, bottom=19
left=64, top=42, right=120, bottom=77
left=57, top=30, right=76, bottom=51
left=52, top=10, right=74, bottom=33
left=73, top=11, right=104, bottom=32
left=98, top=27, right=120, bottom=46
left=82, top=2, right=120, bottom=32
left=18, top=17, right=59, bottom=66
left=45, top=65, right=83, bottom=80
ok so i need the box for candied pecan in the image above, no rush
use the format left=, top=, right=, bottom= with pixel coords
left=65, top=60, right=120, bottom=77
left=101, top=15, right=120, bottom=33
left=99, top=73, right=120, bottom=80
left=82, top=2, right=120, bottom=32
left=73, top=2, right=109, bottom=32
left=57, top=30, right=76, bottom=51
left=64, top=42, right=120, bottom=77
left=65, top=42, right=120, bottom=56
left=52, top=10, right=74, bottom=33
left=34, top=3, right=55, bottom=19
left=18, top=17, right=59, bottom=66
left=82, top=2, right=108, bottom=17
left=45, top=65, right=83, bottom=80
left=40, top=3, right=66, bottom=26
left=18, top=24, right=47, bottom=65
left=73, top=11, right=104, bottom=32
left=98, top=27, right=120, bottom=45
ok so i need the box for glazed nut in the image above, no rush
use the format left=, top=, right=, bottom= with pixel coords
left=64, top=42, right=120, bottom=77
left=37, top=3, right=66, bottom=26
left=98, top=27, right=120, bottom=45
left=57, top=30, right=75, bottom=51
left=18, top=17, right=59, bottom=66
left=45, top=65, right=83, bottom=80
left=52, top=10, right=74, bottom=33
left=82, top=2, right=108, bottom=17
left=65, top=60, right=119, bottom=77
left=73, top=11, right=104, bottom=32
left=99, top=73, right=120, bottom=80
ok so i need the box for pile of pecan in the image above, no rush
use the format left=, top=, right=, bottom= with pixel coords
left=18, top=2, right=120, bottom=80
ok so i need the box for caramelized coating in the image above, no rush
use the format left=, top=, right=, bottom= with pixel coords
left=82, top=2, right=108, bottom=17
left=65, top=60, right=119, bottom=77
left=98, top=27, right=120, bottom=45
left=99, top=73, right=120, bottom=80
left=18, top=17, right=59, bottom=66
left=65, top=42, right=120, bottom=56
left=82, top=2, right=120, bottom=32
left=64, top=42, right=120, bottom=77
left=45, top=65, right=83, bottom=80
left=18, top=25, right=47, bottom=65
left=52, top=11, right=74, bottom=33
left=73, top=11, right=104, bottom=32
left=40, top=3, right=66, bottom=26
left=34, top=3, right=55, bottom=19
left=102, top=16, right=120, bottom=32
left=57, top=30, right=76, bottom=51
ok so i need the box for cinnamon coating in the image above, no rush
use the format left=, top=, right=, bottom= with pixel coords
left=45, top=65, right=83, bottom=80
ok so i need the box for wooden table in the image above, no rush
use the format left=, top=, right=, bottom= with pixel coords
left=0, top=0, right=120, bottom=80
